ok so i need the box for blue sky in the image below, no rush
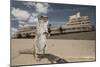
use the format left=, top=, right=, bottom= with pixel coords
left=48, top=3, right=96, bottom=25
left=11, top=1, right=96, bottom=33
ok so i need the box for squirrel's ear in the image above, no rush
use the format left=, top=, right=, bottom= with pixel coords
left=40, top=16, right=43, bottom=18
left=44, top=17, right=48, bottom=21
left=45, top=17, right=48, bottom=19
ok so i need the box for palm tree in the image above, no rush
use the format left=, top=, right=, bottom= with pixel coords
left=17, top=33, right=22, bottom=38
left=25, top=33, right=31, bottom=38
left=59, top=26, right=64, bottom=34
left=48, top=24, right=52, bottom=34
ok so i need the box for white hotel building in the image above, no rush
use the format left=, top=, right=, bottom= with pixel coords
left=49, top=12, right=93, bottom=34
left=12, top=12, right=94, bottom=38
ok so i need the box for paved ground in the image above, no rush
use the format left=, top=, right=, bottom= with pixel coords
left=11, top=39, right=96, bottom=66
left=49, top=31, right=96, bottom=40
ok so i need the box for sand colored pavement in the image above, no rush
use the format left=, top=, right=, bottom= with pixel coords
left=11, top=39, right=95, bottom=66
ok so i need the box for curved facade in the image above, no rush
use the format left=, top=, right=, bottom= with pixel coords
left=12, top=13, right=94, bottom=38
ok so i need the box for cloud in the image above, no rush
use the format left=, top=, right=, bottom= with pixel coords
left=18, top=20, right=35, bottom=28
left=24, top=23, right=34, bottom=27
left=24, top=2, right=50, bottom=14
left=23, top=2, right=50, bottom=26
left=11, top=27, right=18, bottom=35
left=28, top=12, right=38, bottom=23
left=18, top=21, right=26, bottom=24
left=18, top=20, right=28, bottom=28
left=35, top=3, right=49, bottom=14
left=24, top=1, right=35, bottom=8
left=18, top=24, right=24, bottom=28
left=12, top=2, right=50, bottom=29
left=11, top=8, right=30, bottom=20
left=18, top=23, right=35, bottom=28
